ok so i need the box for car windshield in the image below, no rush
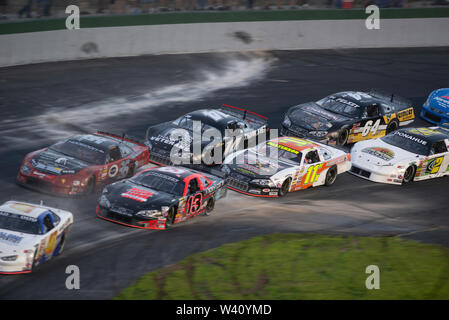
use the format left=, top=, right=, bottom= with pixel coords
left=0, top=211, right=41, bottom=235
left=131, top=172, right=185, bottom=195
left=381, top=131, right=431, bottom=156
left=49, top=139, right=107, bottom=165
left=255, top=142, right=302, bottom=164
left=316, top=97, right=362, bottom=118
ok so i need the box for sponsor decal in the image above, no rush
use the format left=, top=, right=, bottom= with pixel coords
left=10, top=203, right=35, bottom=213
left=362, top=147, right=395, bottom=161
left=121, top=188, right=153, bottom=202
left=0, top=231, right=23, bottom=245
left=108, top=164, right=118, bottom=177
left=393, top=131, right=428, bottom=145
left=397, top=108, right=414, bottom=122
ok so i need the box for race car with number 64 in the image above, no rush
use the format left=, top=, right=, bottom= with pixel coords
left=222, top=136, right=351, bottom=197
left=96, top=166, right=227, bottom=230
left=281, top=90, right=415, bottom=146
left=350, top=127, right=449, bottom=185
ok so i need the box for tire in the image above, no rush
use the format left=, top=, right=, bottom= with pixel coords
left=402, top=165, right=416, bottom=184
left=325, top=166, right=338, bottom=186
left=85, top=177, right=95, bottom=195
left=165, top=207, right=176, bottom=228
left=278, top=178, right=291, bottom=197
left=54, top=234, right=66, bottom=256
left=126, top=162, right=136, bottom=178
left=337, top=129, right=349, bottom=146
left=203, top=197, right=215, bottom=216
left=386, top=120, right=399, bottom=134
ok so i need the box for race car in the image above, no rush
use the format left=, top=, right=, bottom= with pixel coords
left=281, top=90, right=415, bottom=146
left=349, top=127, right=449, bottom=185
left=17, top=132, right=150, bottom=196
left=221, top=136, right=351, bottom=197
left=96, top=166, right=227, bottom=230
left=0, top=201, right=73, bottom=274
left=421, top=88, right=449, bottom=129
left=145, top=104, right=268, bottom=166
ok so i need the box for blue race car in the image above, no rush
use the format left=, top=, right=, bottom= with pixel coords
left=421, top=88, right=449, bottom=128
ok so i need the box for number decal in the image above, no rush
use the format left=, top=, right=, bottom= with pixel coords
left=187, top=194, right=203, bottom=215
left=362, top=119, right=381, bottom=137
left=45, top=231, right=58, bottom=256
left=304, top=164, right=323, bottom=184
left=428, top=156, right=444, bottom=174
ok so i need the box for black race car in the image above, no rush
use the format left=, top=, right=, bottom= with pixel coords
left=281, top=90, right=415, bottom=146
left=96, top=166, right=227, bottom=230
left=145, top=104, right=268, bottom=166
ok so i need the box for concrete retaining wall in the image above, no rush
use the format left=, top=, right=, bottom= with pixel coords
left=1, top=18, right=448, bottom=67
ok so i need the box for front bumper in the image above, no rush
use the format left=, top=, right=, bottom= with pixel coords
left=17, top=171, right=87, bottom=196
left=96, top=205, right=167, bottom=230
left=420, top=105, right=449, bottom=128
left=349, top=163, right=403, bottom=185
left=0, top=256, right=32, bottom=274
left=226, top=176, right=279, bottom=197
left=280, top=125, right=334, bottom=145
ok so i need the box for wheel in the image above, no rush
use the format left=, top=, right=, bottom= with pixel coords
left=126, top=162, right=136, bottom=178
left=402, top=166, right=416, bottom=184
left=85, top=177, right=95, bottom=195
left=336, top=129, right=349, bottom=146
left=386, top=120, right=399, bottom=134
left=165, top=207, right=176, bottom=228
left=54, top=234, right=66, bottom=256
left=325, top=166, right=338, bottom=186
left=278, top=178, right=291, bottom=197
left=203, top=197, right=215, bottom=216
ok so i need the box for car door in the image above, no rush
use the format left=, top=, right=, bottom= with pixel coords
left=422, top=140, right=449, bottom=179
left=104, top=146, right=124, bottom=183
left=183, top=176, right=205, bottom=219
left=35, top=213, right=58, bottom=263
left=300, top=149, right=324, bottom=189
left=359, top=104, right=385, bottom=139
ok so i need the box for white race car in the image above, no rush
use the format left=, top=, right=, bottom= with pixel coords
left=222, top=136, right=351, bottom=197
left=350, top=127, right=449, bottom=185
left=0, top=201, right=73, bottom=274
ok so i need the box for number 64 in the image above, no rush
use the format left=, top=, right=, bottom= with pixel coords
left=362, top=119, right=381, bottom=136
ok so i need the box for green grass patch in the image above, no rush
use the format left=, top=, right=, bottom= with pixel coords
left=116, top=233, right=449, bottom=300
left=1, top=8, right=449, bottom=35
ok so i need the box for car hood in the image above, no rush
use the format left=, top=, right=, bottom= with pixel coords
left=31, top=149, right=90, bottom=175
left=226, top=150, right=293, bottom=178
left=288, top=103, right=352, bottom=131
left=351, top=139, right=419, bottom=166
left=429, top=88, right=449, bottom=111
left=0, top=228, right=40, bottom=256
left=105, top=181, right=177, bottom=213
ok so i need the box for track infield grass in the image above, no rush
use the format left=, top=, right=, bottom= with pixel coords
left=116, top=233, right=449, bottom=300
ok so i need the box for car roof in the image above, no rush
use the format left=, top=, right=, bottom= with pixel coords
left=269, top=137, right=319, bottom=153
left=186, top=109, right=238, bottom=128
left=0, top=201, right=52, bottom=219
left=399, top=127, right=449, bottom=143
left=329, top=91, right=378, bottom=108
left=68, top=134, right=119, bottom=152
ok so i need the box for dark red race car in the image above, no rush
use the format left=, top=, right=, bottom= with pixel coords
left=17, top=132, right=150, bottom=196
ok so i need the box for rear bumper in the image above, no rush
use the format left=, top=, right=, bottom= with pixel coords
left=96, top=205, right=167, bottom=230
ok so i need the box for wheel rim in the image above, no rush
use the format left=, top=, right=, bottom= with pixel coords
left=206, top=199, right=214, bottom=211
left=387, top=121, right=398, bottom=134
left=327, top=169, right=337, bottom=184
left=280, top=180, right=290, bottom=195
left=404, top=167, right=414, bottom=182
left=338, top=130, right=348, bottom=145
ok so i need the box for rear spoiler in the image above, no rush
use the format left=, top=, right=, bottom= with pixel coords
left=219, top=104, right=268, bottom=128
left=96, top=131, right=146, bottom=147
left=369, top=89, right=412, bottom=108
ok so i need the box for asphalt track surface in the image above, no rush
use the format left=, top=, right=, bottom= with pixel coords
left=0, top=48, right=448, bottom=299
